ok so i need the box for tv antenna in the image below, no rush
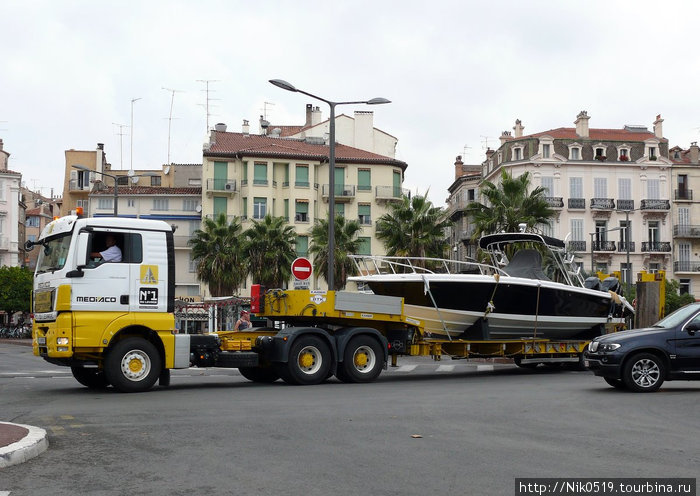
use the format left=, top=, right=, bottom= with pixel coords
left=197, top=79, right=220, bottom=132
left=162, top=87, right=183, bottom=165
left=480, top=135, right=496, bottom=150
left=112, top=123, right=128, bottom=170
left=462, top=144, right=472, bottom=159
left=130, top=97, right=142, bottom=170
left=260, top=101, right=275, bottom=121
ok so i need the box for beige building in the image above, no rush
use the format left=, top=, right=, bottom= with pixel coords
left=476, top=111, right=672, bottom=290
left=22, top=187, right=61, bottom=270
left=202, top=122, right=408, bottom=295
left=445, top=155, right=481, bottom=261
left=670, top=143, right=700, bottom=297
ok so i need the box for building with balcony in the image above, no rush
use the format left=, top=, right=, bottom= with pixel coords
left=202, top=122, right=408, bottom=295
left=445, top=155, right=481, bottom=261
left=0, top=139, right=23, bottom=267
left=670, top=143, right=700, bottom=296
left=480, top=111, right=673, bottom=286
left=21, top=186, right=61, bottom=270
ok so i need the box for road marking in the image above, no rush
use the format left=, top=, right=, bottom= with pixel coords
left=0, top=491, right=11, bottom=495
left=395, top=365, right=417, bottom=372
left=436, top=365, right=455, bottom=372
left=476, top=365, right=494, bottom=372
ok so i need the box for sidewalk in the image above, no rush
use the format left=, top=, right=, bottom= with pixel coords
left=0, top=422, right=48, bottom=468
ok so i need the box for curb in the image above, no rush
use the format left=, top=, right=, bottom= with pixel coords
left=0, top=422, right=49, bottom=468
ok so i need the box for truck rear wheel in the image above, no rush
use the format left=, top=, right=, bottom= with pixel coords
left=622, top=353, right=665, bottom=393
left=238, top=366, right=280, bottom=383
left=336, top=335, right=384, bottom=383
left=283, top=335, right=331, bottom=385
left=71, top=366, right=109, bottom=389
left=105, top=337, right=162, bottom=393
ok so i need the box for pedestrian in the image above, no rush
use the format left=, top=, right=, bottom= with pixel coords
left=234, top=310, right=251, bottom=331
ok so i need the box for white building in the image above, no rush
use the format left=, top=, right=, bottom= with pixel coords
left=0, top=139, right=23, bottom=267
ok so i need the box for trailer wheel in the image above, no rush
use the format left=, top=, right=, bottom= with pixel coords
left=604, top=377, right=627, bottom=390
left=71, top=366, right=110, bottom=389
left=337, top=335, right=384, bottom=383
left=238, top=366, right=280, bottom=383
left=284, top=335, right=331, bottom=385
left=104, top=337, right=162, bottom=393
left=622, top=353, right=665, bottom=393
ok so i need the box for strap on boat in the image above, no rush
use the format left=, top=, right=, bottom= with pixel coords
left=421, top=275, right=452, bottom=341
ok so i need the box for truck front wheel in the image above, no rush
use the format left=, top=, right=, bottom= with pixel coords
left=105, top=338, right=162, bottom=393
left=622, top=353, right=665, bottom=393
left=336, top=335, right=384, bottom=383
left=283, top=335, right=331, bottom=385
left=71, top=366, right=110, bottom=389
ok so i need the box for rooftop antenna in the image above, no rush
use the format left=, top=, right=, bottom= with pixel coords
left=162, top=87, right=183, bottom=165
left=112, top=122, right=128, bottom=170
left=260, top=101, right=275, bottom=121
left=462, top=144, right=472, bottom=160
left=480, top=135, right=495, bottom=150
left=130, top=97, right=142, bottom=170
left=197, top=79, right=220, bottom=132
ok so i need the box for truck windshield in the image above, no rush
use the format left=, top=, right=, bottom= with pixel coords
left=35, top=233, right=72, bottom=274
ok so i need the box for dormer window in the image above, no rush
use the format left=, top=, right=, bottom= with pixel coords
left=617, top=146, right=630, bottom=162
left=537, top=136, right=554, bottom=160
left=568, top=143, right=582, bottom=160
left=542, top=144, right=551, bottom=158
left=512, top=146, right=523, bottom=161
left=644, top=139, right=660, bottom=161
left=497, top=151, right=502, bottom=164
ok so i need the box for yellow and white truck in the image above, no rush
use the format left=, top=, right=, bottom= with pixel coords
left=30, top=214, right=593, bottom=393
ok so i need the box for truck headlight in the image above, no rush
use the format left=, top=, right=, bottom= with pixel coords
left=57, top=337, right=69, bottom=345
left=598, top=343, right=621, bottom=352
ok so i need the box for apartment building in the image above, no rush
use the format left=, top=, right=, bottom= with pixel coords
left=0, top=139, right=23, bottom=267
left=445, top=155, right=481, bottom=261
left=22, top=186, right=61, bottom=270
left=479, top=111, right=672, bottom=288
left=670, top=143, right=700, bottom=296
left=201, top=122, right=408, bottom=294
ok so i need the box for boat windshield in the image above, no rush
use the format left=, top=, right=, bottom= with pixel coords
left=35, top=233, right=72, bottom=274
left=650, top=303, right=700, bottom=329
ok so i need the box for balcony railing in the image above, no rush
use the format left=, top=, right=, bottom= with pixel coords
left=322, top=184, right=356, bottom=200
left=673, top=225, right=700, bottom=238
left=641, top=241, right=672, bottom=252
left=674, top=189, right=693, bottom=201
left=640, top=199, right=670, bottom=211
left=590, top=198, right=615, bottom=210
left=375, top=186, right=409, bottom=201
left=568, top=240, right=586, bottom=252
left=616, top=199, right=635, bottom=211
left=545, top=197, right=564, bottom=208
left=568, top=198, right=586, bottom=209
left=592, top=241, right=616, bottom=251
left=206, top=178, right=236, bottom=192
left=68, top=179, right=91, bottom=192
left=674, top=261, right=700, bottom=273
left=617, top=242, right=635, bottom=252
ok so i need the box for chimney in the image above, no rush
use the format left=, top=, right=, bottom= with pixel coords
left=454, top=155, right=464, bottom=180
left=690, top=142, right=699, bottom=164
left=305, top=104, right=313, bottom=127
left=214, top=123, right=227, bottom=132
left=500, top=130, right=512, bottom=146
left=485, top=148, right=495, bottom=159
left=242, top=119, right=250, bottom=135
left=653, top=114, right=664, bottom=139
left=354, top=110, right=374, bottom=151
left=575, top=111, right=590, bottom=138
left=310, top=106, right=322, bottom=127
left=97, top=143, right=104, bottom=150
left=258, top=116, right=269, bottom=135
left=513, top=119, right=524, bottom=138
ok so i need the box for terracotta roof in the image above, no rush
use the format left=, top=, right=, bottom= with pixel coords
left=669, top=146, right=700, bottom=165
left=274, top=125, right=307, bottom=137
left=515, top=127, right=664, bottom=143
left=206, top=131, right=407, bottom=169
left=0, top=168, right=21, bottom=175
left=92, top=186, right=202, bottom=195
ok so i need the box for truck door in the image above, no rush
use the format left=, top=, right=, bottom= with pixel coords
left=131, top=230, right=169, bottom=314
left=674, top=313, right=700, bottom=373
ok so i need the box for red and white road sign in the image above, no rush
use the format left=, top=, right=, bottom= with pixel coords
left=291, top=257, right=313, bottom=281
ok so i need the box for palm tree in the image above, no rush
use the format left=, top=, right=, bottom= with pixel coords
left=375, top=193, right=450, bottom=259
left=244, top=215, right=297, bottom=288
left=468, top=169, right=554, bottom=239
left=309, top=214, right=362, bottom=290
left=188, top=213, right=246, bottom=297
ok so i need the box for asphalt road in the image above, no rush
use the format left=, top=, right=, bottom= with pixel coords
left=1, top=341, right=699, bottom=496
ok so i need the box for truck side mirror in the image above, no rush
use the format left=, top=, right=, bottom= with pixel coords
left=75, top=232, right=90, bottom=269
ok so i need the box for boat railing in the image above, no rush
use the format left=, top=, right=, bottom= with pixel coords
left=349, top=255, right=508, bottom=277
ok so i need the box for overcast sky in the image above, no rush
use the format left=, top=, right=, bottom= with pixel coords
left=3, top=0, right=700, bottom=205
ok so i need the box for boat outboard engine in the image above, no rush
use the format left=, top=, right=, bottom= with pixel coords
left=601, top=276, right=622, bottom=296
left=584, top=276, right=601, bottom=291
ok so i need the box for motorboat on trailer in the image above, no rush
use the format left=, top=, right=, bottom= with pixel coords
left=348, top=232, right=634, bottom=340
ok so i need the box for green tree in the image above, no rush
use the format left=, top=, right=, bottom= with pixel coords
left=468, top=169, right=554, bottom=239
left=188, top=213, right=246, bottom=297
left=665, top=278, right=695, bottom=315
left=375, top=193, right=450, bottom=259
left=0, top=266, right=33, bottom=315
left=244, top=215, right=297, bottom=288
left=309, top=214, right=362, bottom=290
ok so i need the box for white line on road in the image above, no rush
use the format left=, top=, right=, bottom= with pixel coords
left=395, top=365, right=417, bottom=372
left=476, top=365, right=494, bottom=372
left=436, top=365, right=455, bottom=372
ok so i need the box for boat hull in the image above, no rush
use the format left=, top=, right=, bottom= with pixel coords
left=358, top=275, right=614, bottom=340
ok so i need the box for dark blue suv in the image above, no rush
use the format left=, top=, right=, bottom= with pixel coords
left=585, top=302, right=700, bottom=392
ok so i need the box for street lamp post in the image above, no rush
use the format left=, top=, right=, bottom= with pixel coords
left=269, top=79, right=390, bottom=290
left=589, top=226, right=622, bottom=275
left=73, top=165, right=119, bottom=216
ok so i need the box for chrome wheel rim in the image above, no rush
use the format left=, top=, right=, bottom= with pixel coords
left=120, top=350, right=151, bottom=382
left=631, top=358, right=660, bottom=388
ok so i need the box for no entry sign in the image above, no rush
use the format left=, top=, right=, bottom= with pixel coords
left=291, top=257, right=313, bottom=281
